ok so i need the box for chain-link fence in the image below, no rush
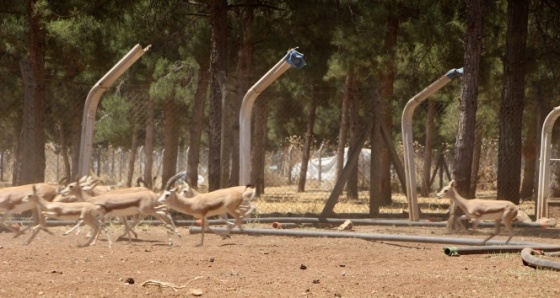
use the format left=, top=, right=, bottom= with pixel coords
left=0, top=70, right=548, bottom=218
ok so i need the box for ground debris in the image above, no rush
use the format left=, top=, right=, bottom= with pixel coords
left=141, top=276, right=204, bottom=291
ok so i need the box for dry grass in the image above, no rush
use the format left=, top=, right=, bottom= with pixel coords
left=255, top=186, right=537, bottom=218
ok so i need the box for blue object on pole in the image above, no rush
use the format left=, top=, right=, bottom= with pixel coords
left=285, top=49, right=306, bottom=69
left=446, top=67, right=464, bottom=79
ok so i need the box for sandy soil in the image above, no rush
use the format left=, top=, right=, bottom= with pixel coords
left=1, top=222, right=560, bottom=297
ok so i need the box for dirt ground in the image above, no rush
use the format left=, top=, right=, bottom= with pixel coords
left=1, top=221, right=560, bottom=298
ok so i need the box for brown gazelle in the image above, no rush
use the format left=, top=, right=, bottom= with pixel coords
left=60, top=176, right=180, bottom=245
left=158, top=178, right=256, bottom=246
left=437, top=180, right=519, bottom=245
left=21, top=185, right=112, bottom=247
left=0, top=183, right=57, bottom=243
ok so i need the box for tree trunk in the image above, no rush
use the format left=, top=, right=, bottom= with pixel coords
left=298, top=86, right=318, bottom=193
left=208, top=0, right=228, bottom=191
left=162, top=99, right=179, bottom=190
left=469, top=126, right=483, bottom=198
left=449, top=0, right=483, bottom=230
left=71, top=100, right=83, bottom=179
left=231, top=2, right=254, bottom=186
left=421, top=100, right=435, bottom=197
left=520, top=106, right=537, bottom=201
left=57, top=121, right=71, bottom=179
left=369, top=78, right=381, bottom=216
left=126, top=126, right=139, bottom=188
left=18, top=0, right=46, bottom=185
left=378, top=16, right=399, bottom=205
left=336, top=72, right=352, bottom=179
left=251, top=100, right=267, bottom=195
left=143, top=97, right=155, bottom=189
left=346, top=80, right=360, bottom=199
left=187, top=62, right=210, bottom=189
left=497, top=0, right=528, bottom=204
left=530, top=81, right=549, bottom=204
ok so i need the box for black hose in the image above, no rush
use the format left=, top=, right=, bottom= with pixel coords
left=188, top=226, right=546, bottom=247
left=521, top=248, right=560, bottom=271
left=443, top=245, right=560, bottom=256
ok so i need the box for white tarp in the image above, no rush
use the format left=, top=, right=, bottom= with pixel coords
left=291, top=147, right=371, bottom=182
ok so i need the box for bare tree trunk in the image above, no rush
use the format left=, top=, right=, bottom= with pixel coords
left=143, top=98, right=155, bottom=189
left=497, top=0, right=528, bottom=204
left=57, top=122, right=71, bottom=179
left=421, top=100, right=435, bottom=197
left=347, top=80, right=360, bottom=200
left=187, top=63, right=210, bottom=189
left=449, top=0, right=484, bottom=230
left=126, top=126, right=139, bottom=188
left=208, top=0, right=228, bottom=191
left=71, top=100, right=82, bottom=179
left=231, top=1, right=254, bottom=186
left=162, top=99, right=179, bottom=190
left=251, top=100, right=267, bottom=195
left=520, top=108, right=537, bottom=201
left=530, top=81, right=549, bottom=204
left=298, top=86, right=318, bottom=193
left=336, top=73, right=352, bottom=178
left=379, top=16, right=399, bottom=205
left=18, top=2, right=46, bottom=185
left=469, top=125, right=483, bottom=198
left=369, top=78, right=381, bottom=216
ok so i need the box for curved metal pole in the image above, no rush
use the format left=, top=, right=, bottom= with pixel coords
left=77, top=44, right=151, bottom=178
left=401, top=68, right=463, bottom=221
left=239, top=49, right=305, bottom=185
left=537, top=106, right=560, bottom=219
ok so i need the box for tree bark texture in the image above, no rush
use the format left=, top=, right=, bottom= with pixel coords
left=162, top=98, right=179, bottom=190
left=18, top=0, right=46, bottom=185
left=251, top=100, right=267, bottom=195
left=126, top=125, right=139, bottom=188
left=421, top=100, right=435, bottom=197
left=208, top=0, right=228, bottom=191
left=336, top=72, right=352, bottom=179
left=231, top=2, right=254, bottom=186
left=449, top=0, right=483, bottom=230
left=298, top=86, right=318, bottom=193
left=469, top=126, right=483, bottom=198
left=369, top=79, right=382, bottom=216
left=379, top=16, right=399, bottom=205
left=520, top=106, right=537, bottom=201
left=346, top=80, right=360, bottom=199
left=70, top=100, right=83, bottom=179
left=453, top=0, right=483, bottom=197
left=143, top=98, right=155, bottom=189
left=497, top=0, right=528, bottom=204
left=187, top=62, right=210, bottom=189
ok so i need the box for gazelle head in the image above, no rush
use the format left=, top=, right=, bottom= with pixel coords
left=436, top=180, right=456, bottom=199
left=22, top=185, right=39, bottom=204
left=60, top=176, right=99, bottom=196
left=157, top=189, right=177, bottom=205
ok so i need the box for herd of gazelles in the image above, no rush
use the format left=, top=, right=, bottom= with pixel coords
left=0, top=173, right=519, bottom=247
left=0, top=173, right=256, bottom=247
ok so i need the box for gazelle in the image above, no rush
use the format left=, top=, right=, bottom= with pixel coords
left=60, top=177, right=180, bottom=245
left=158, top=181, right=256, bottom=246
left=57, top=176, right=150, bottom=239
left=164, top=172, right=256, bottom=221
left=21, top=185, right=112, bottom=247
left=0, top=183, right=57, bottom=239
left=437, top=180, right=519, bottom=245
